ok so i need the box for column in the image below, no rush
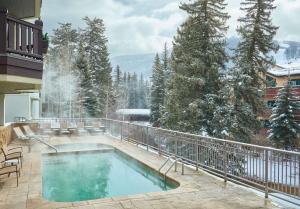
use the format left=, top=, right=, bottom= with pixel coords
left=0, top=94, right=5, bottom=126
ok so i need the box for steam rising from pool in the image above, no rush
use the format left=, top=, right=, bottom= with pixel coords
left=42, top=144, right=178, bottom=202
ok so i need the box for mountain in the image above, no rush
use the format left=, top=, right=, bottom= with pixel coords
left=111, top=53, right=156, bottom=79
left=110, top=38, right=300, bottom=79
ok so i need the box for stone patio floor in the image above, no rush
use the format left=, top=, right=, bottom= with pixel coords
left=0, top=134, right=284, bottom=209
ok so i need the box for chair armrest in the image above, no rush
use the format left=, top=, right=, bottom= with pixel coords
left=6, top=152, right=22, bottom=158
left=0, top=164, right=18, bottom=171
left=8, top=147, right=23, bottom=152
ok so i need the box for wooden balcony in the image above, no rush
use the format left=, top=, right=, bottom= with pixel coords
left=0, top=9, right=43, bottom=81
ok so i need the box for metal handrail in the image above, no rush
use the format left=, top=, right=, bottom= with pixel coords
left=33, top=137, right=58, bottom=153
left=159, top=156, right=172, bottom=172
left=164, top=158, right=181, bottom=180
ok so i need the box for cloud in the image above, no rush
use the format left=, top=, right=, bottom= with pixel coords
left=41, top=0, right=300, bottom=57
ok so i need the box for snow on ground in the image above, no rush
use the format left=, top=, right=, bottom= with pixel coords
left=116, top=109, right=150, bottom=116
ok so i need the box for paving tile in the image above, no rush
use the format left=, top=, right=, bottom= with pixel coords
left=0, top=136, right=281, bottom=209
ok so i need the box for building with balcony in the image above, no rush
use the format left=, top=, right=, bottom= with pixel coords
left=0, top=0, right=44, bottom=125
left=263, top=62, right=300, bottom=122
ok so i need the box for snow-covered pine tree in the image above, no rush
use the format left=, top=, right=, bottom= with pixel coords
left=268, top=83, right=300, bottom=148
left=43, top=23, right=79, bottom=118
left=150, top=54, right=164, bottom=126
left=128, top=72, right=138, bottom=109
left=138, top=73, right=147, bottom=109
left=161, top=43, right=169, bottom=93
left=76, top=40, right=97, bottom=117
left=112, top=65, right=123, bottom=111
left=234, top=0, right=279, bottom=114
left=213, top=71, right=261, bottom=142
left=82, top=17, right=113, bottom=117
left=224, top=0, right=279, bottom=142
left=162, top=0, right=229, bottom=134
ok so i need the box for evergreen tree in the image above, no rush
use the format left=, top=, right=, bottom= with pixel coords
left=113, top=65, right=130, bottom=112
left=76, top=41, right=97, bottom=117
left=224, top=0, right=279, bottom=142
left=43, top=23, right=79, bottom=118
left=268, top=84, right=300, bottom=148
left=128, top=72, right=138, bottom=109
left=150, top=54, right=164, bottom=126
left=82, top=17, right=113, bottom=117
left=162, top=0, right=229, bottom=134
left=234, top=0, right=279, bottom=114
left=213, top=72, right=261, bottom=142
left=138, top=73, right=147, bottom=109
left=161, top=43, right=169, bottom=96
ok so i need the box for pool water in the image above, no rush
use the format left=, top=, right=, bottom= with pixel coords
left=42, top=148, right=177, bottom=202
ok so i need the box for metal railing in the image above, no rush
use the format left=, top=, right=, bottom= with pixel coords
left=100, top=118, right=300, bottom=200
left=33, top=137, right=58, bottom=153
left=32, top=117, right=300, bottom=200
left=0, top=9, right=43, bottom=60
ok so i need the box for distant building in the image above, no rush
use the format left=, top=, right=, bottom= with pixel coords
left=115, top=109, right=150, bottom=122
left=263, top=62, right=300, bottom=123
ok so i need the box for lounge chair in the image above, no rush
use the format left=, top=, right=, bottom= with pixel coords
left=0, top=163, right=20, bottom=186
left=76, top=122, right=88, bottom=135
left=59, top=121, right=70, bottom=135
left=89, top=122, right=106, bottom=134
left=67, top=121, right=77, bottom=135
left=23, top=125, right=49, bottom=140
left=39, top=122, right=53, bottom=135
left=13, top=127, right=31, bottom=141
left=1, top=145, right=23, bottom=168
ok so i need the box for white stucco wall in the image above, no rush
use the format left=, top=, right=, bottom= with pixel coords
left=5, top=93, right=40, bottom=123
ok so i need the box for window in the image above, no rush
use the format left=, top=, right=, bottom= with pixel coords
left=267, top=101, right=275, bottom=109
left=289, top=79, right=300, bottom=86
left=266, top=76, right=276, bottom=87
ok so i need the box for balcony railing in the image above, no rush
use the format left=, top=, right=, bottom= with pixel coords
left=0, top=9, right=43, bottom=60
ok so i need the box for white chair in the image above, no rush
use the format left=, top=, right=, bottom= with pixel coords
left=23, top=125, right=49, bottom=140
left=13, top=127, right=31, bottom=141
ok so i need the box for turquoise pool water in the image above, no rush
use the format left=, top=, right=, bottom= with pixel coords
left=42, top=146, right=177, bottom=202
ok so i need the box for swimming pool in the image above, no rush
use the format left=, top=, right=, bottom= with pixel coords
left=42, top=144, right=178, bottom=202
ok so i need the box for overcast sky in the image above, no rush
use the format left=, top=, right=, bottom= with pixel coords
left=41, top=0, right=300, bottom=57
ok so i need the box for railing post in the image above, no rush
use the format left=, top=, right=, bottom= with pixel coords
left=196, top=141, right=199, bottom=171
left=224, top=142, right=227, bottom=183
left=0, top=9, right=8, bottom=54
left=175, top=138, right=178, bottom=158
left=298, top=155, right=300, bottom=197
left=146, top=126, right=149, bottom=151
left=265, top=150, right=269, bottom=198
left=182, top=160, right=184, bottom=175
left=120, top=121, right=123, bottom=141
left=34, top=19, right=43, bottom=56
left=158, top=134, right=161, bottom=156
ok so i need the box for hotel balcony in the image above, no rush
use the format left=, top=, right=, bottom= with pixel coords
left=0, top=9, right=44, bottom=94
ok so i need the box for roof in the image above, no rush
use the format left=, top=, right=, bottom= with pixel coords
left=116, top=109, right=150, bottom=116
left=268, top=61, right=300, bottom=77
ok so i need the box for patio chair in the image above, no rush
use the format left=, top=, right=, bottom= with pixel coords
left=39, top=122, right=53, bottom=135
left=13, top=127, right=31, bottom=141
left=0, top=163, right=20, bottom=186
left=1, top=145, right=23, bottom=168
left=59, top=121, right=70, bottom=135
left=76, top=122, right=88, bottom=135
left=67, top=121, right=78, bottom=135
left=23, top=125, right=49, bottom=140
left=89, top=122, right=105, bottom=134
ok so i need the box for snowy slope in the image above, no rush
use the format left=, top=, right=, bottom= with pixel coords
left=110, top=39, right=300, bottom=79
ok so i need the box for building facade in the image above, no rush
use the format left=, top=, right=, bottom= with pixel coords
left=263, top=62, right=300, bottom=123
left=0, top=0, right=45, bottom=125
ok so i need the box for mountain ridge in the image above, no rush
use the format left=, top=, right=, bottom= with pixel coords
left=111, top=38, right=300, bottom=79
